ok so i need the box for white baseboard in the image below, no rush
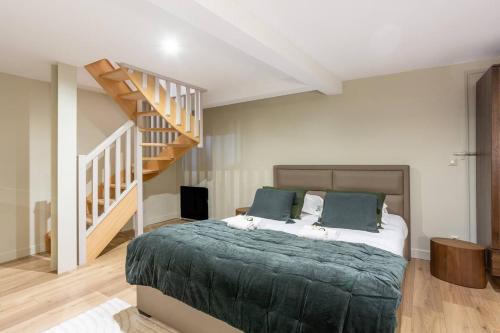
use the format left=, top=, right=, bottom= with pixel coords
left=0, top=243, right=45, bottom=264
left=411, top=248, right=430, bottom=260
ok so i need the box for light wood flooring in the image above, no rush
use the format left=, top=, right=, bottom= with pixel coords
left=0, top=219, right=499, bottom=333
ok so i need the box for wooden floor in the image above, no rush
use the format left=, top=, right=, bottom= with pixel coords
left=0, top=219, right=499, bottom=333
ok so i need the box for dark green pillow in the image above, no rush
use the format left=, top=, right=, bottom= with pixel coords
left=320, top=191, right=379, bottom=232
left=374, top=193, right=386, bottom=227
left=264, top=186, right=306, bottom=219
left=247, top=188, right=296, bottom=221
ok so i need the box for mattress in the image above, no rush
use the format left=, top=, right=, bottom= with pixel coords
left=223, top=212, right=408, bottom=256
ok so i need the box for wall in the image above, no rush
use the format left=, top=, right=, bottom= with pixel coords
left=0, top=72, right=51, bottom=262
left=182, top=57, right=500, bottom=259
left=0, top=72, right=180, bottom=263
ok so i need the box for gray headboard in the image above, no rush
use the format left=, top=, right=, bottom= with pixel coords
left=274, top=165, right=411, bottom=259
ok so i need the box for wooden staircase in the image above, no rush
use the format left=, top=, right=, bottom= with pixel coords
left=74, top=59, right=204, bottom=264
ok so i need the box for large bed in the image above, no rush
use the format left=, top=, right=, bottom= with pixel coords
left=126, top=165, right=410, bottom=333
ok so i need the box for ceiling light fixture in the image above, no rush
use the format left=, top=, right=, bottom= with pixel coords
left=162, top=38, right=181, bottom=56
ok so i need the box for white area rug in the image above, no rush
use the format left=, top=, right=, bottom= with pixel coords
left=43, top=298, right=178, bottom=333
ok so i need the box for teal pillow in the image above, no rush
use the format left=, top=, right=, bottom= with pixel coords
left=374, top=193, right=386, bottom=227
left=263, top=186, right=306, bottom=219
left=320, top=192, right=379, bottom=232
left=247, top=188, right=296, bottom=221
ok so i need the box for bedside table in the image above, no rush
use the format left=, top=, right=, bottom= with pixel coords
left=235, top=207, right=250, bottom=215
left=430, top=238, right=486, bottom=289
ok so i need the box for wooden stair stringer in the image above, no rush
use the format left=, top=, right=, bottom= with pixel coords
left=85, top=60, right=137, bottom=120
left=86, top=184, right=138, bottom=262
left=85, top=59, right=198, bottom=143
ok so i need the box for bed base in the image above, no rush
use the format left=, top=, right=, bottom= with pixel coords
left=137, top=285, right=402, bottom=333
left=137, top=285, right=241, bottom=333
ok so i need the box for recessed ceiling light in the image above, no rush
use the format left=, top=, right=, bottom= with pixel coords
left=162, top=38, right=180, bottom=56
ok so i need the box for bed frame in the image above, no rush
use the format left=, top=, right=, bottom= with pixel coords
left=137, top=165, right=411, bottom=333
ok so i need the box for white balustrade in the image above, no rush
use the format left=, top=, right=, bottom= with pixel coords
left=78, top=120, right=140, bottom=265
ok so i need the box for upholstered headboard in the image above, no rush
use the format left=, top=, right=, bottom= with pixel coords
left=273, top=165, right=411, bottom=259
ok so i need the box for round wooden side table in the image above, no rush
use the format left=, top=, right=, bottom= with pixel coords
left=430, top=238, right=486, bottom=289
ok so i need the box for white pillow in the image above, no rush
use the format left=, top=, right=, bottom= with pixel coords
left=302, top=194, right=324, bottom=217
left=382, top=202, right=389, bottom=215
left=381, top=213, right=408, bottom=238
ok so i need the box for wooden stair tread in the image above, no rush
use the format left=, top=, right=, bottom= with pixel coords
left=120, top=91, right=144, bottom=101
left=100, top=69, right=129, bottom=81
left=110, top=183, right=127, bottom=190
left=141, top=143, right=190, bottom=148
left=135, top=111, right=158, bottom=117
left=142, top=168, right=159, bottom=175
left=169, top=143, right=191, bottom=148
left=139, top=128, right=176, bottom=132
left=87, top=198, right=116, bottom=206
left=130, top=167, right=159, bottom=175
left=143, top=156, right=173, bottom=161
left=141, top=142, right=169, bottom=147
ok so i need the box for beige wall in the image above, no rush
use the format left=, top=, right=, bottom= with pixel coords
left=0, top=72, right=180, bottom=263
left=182, top=57, right=500, bottom=259
left=0, top=72, right=51, bottom=262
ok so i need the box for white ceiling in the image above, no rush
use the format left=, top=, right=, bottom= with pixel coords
left=243, top=0, right=500, bottom=79
left=0, top=0, right=499, bottom=107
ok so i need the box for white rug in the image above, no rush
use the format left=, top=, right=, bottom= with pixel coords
left=43, top=298, right=178, bottom=333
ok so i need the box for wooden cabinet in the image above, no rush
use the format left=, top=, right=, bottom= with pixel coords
left=476, top=64, right=500, bottom=276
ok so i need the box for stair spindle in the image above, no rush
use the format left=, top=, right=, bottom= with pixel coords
left=104, top=147, right=111, bottom=210
left=137, top=99, right=143, bottom=113
left=197, top=91, right=203, bottom=147
left=115, top=138, right=121, bottom=199
left=185, top=87, right=192, bottom=132
left=194, top=90, right=200, bottom=137
left=165, top=81, right=171, bottom=116
left=142, top=73, right=148, bottom=89
left=125, top=128, right=131, bottom=187
left=176, top=84, right=182, bottom=125
left=154, top=77, right=160, bottom=105
left=92, top=158, right=99, bottom=223
left=134, top=126, right=144, bottom=237
left=152, top=116, right=158, bottom=156
left=162, top=119, right=167, bottom=144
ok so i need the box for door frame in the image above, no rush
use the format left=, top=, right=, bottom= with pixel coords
left=465, top=69, right=486, bottom=243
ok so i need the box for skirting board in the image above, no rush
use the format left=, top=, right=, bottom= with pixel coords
left=411, top=248, right=430, bottom=260
left=0, top=243, right=45, bottom=264
left=122, top=213, right=181, bottom=231
left=145, top=213, right=180, bottom=226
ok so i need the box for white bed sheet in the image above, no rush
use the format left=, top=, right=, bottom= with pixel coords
left=223, top=213, right=408, bottom=257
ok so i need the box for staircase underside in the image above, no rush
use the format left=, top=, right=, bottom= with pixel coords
left=86, top=184, right=138, bottom=262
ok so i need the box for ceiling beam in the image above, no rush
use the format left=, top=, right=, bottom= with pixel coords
left=146, top=0, right=343, bottom=95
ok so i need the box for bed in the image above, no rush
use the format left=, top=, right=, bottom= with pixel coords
left=127, top=165, right=410, bottom=333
